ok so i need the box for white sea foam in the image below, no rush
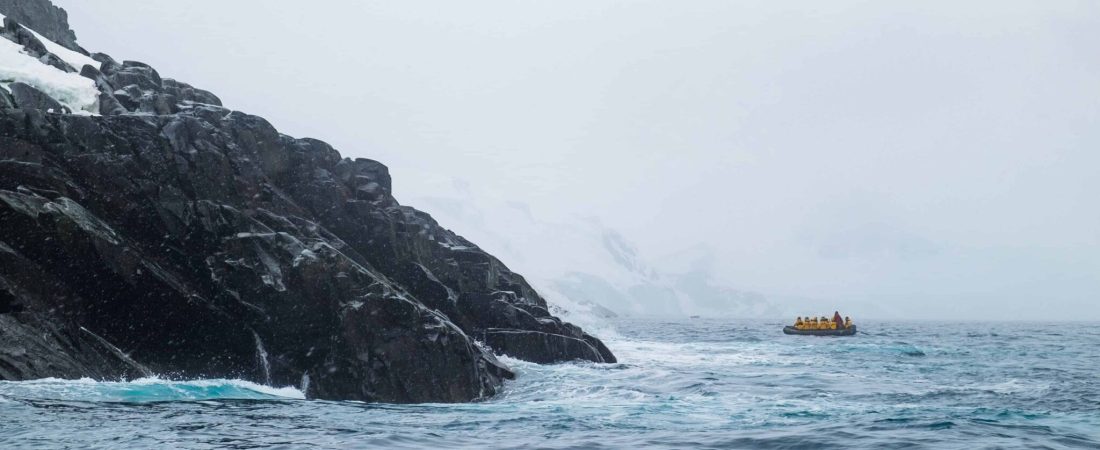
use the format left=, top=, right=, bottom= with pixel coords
left=977, top=378, right=1050, bottom=395
left=0, top=376, right=305, bottom=402
left=129, top=377, right=307, bottom=399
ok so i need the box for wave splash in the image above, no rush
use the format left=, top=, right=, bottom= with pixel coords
left=0, top=377, right=305, bottom=403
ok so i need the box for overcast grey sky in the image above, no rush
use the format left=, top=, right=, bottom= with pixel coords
left=55, top=0, right=1099, bottom=320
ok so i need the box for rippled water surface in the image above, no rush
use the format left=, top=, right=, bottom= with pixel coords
left=2, top=319, right=1098, bottom=449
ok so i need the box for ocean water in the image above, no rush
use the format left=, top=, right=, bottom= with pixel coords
left=2, top=318, right=1098, bottom=449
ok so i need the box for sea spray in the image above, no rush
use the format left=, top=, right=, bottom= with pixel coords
left=300, top=372, right=311, bottom=396
left=252, top=330, right=272, bottom=385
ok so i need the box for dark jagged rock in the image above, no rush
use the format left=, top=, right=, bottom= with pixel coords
left=92, top=59, right=186, bottom=115
left=0, top=87, right=13, bottom=110
left=162, top=78, right=222, bottom=107
left=0, top=0, right=613, bottom=403
left=0, top=238, right=149, bottom=381
left=0, top=0, right=80, bottom=52
left=79, top=65, right=128, bottom=116
left=8, top=82, right=69, bottom=114
left=483, top=329, right=610, bottom=364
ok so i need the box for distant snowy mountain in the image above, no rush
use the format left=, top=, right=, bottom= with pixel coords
left=407, top=177, right=785, bottom=323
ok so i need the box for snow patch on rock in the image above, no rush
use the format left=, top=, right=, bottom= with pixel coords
left=0, top=32, right=97, bottom=114
left=0, top=11, right=97, bottom=71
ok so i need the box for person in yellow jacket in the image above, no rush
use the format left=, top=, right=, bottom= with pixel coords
left=794, top=316, right=804, bottom=329
left=845, top=316, right=853, bottom=329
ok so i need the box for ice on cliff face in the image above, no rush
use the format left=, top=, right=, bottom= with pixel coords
left=24, top=21, right=98, bottom=71
left=0, top=12, right=99, bottom=114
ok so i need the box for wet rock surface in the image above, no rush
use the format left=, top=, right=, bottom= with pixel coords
left=7, top=82, right=68, bottom=113
left=0, top=1, right=613, bottom=402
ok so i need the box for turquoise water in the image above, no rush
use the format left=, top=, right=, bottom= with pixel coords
left=2, top=319, right=1098, bottom=449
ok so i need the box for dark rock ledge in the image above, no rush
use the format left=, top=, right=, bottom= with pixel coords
left=0, top=0, right=613, bottom=403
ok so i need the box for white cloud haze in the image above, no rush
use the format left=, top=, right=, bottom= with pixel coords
left=55, top=0, right=1100, bottom=320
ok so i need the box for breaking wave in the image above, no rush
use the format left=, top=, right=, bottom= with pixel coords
left=0, top=377, right=304, bottom=403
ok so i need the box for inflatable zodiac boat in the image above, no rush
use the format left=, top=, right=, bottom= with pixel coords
left=782, top=325, right=857, bottom=336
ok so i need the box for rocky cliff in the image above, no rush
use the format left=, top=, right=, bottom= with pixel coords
left=0, top=1, right=613, bottom=403
left=0, top=0, right=77, bottom=51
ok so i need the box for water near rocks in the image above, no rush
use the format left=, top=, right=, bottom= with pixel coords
left=2, top=318, right=1097, bottom=449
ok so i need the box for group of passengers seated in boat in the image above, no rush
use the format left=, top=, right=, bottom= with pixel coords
left=793, top=311, right=852, bottom=330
